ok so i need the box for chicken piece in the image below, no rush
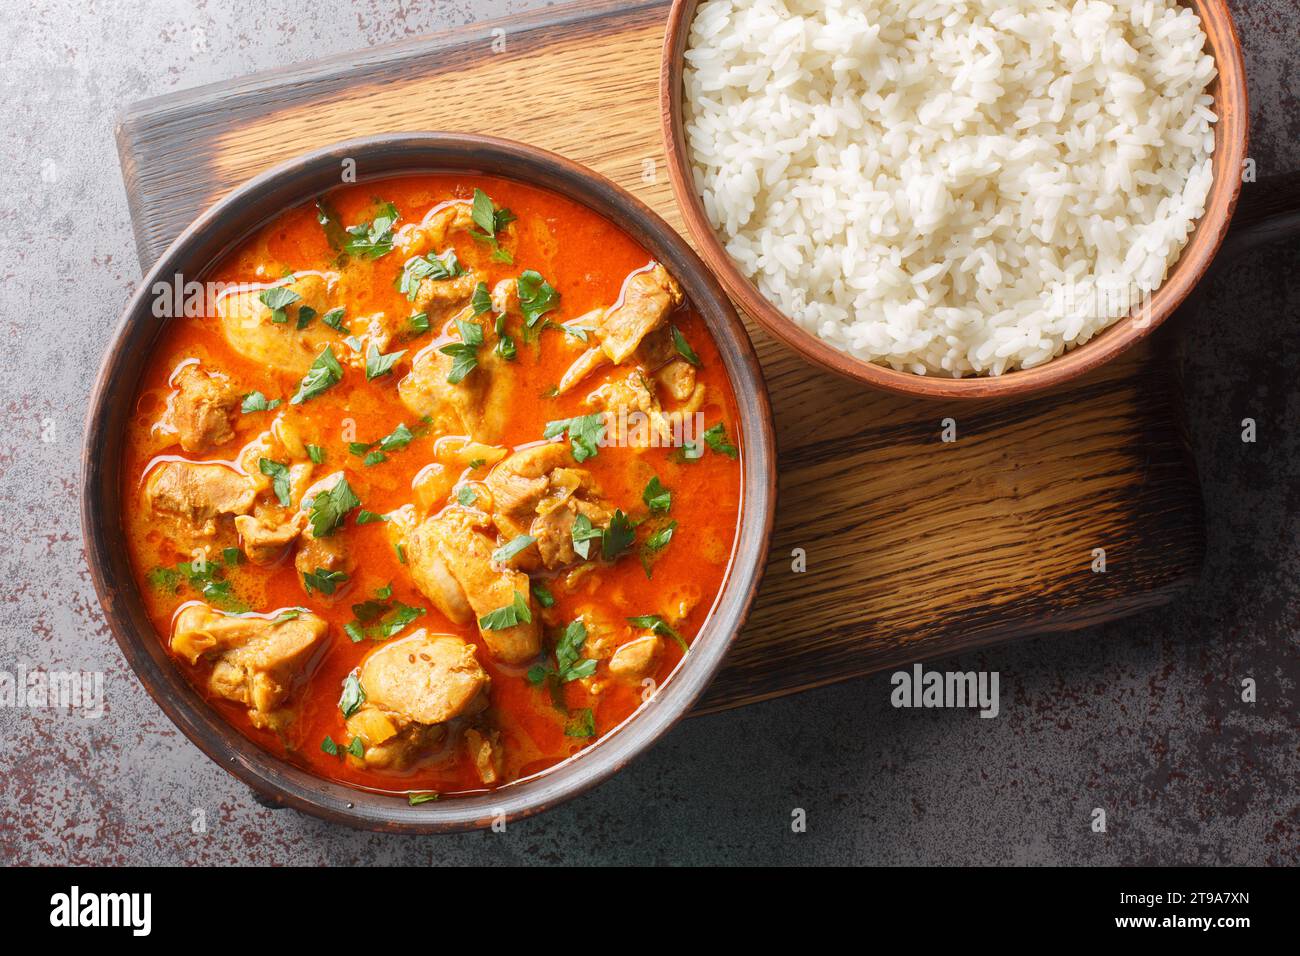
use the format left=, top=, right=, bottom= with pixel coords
left=235, top=509, right=305, bottom=565
left=464, top=728, right=503, bottom=786
left=599, top=264, right=683, bottom=363
left=413, top=270, right=480, bottom=325
left=654, top=358, right=698, bottom=403
left=146, top=460, right=256, bottom=549
left=171, top=364, right=241, bottom=452
left=609, top=634, right=665, bottom=683
left=295, top=525, right=353, bottom=600
left=397, top=202, right=476, bottom=257
left=215, top=272, right=338, bottom=377
left=344, top=630, right=489, bottom=771
left=490, top=278, right=519, bottom=316
left=484, top=445, right=612, bottom=569
left=556, top=264, right=684, bottom=393
left=401, top=510, right=540, bottom=664
left=171, top=603, right=328, bottom=731
left=398, top=321, right=512, bottom=442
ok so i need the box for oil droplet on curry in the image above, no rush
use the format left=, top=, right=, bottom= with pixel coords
left=122, top=174, right=743, bottom=799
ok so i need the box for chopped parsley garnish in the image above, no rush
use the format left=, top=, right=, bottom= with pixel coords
left=439, top=317, right=484, bottom=384
left=150, top=553, right=248, bottom=612
left=355, top=509, right=388, bottom=525
left=345, top=585, right=425, bottom=642
left=640, top=519, right=677, bottom=578
left=346, top=737, right=365, bottom=758
left=315, top=198, right=348, bottom=252
left=469, top=189, right=516, bottom=262
left=703, top=422, right=739, bottom=459
left=470, top=281, right=492, bottom=315
left=542, top=320, right=590, bottom=342
left=628, top=614, right=689, bottom=652
left=527, top=619, right=597, bottom=686
left=398, top=249, right=464, bottom=300
left=307, top=444, right=325, bottom=464
left=408, top=792, right=440, bottom=805
left=494, top=312, right=516, bottom=362
left=517, top=270, right=559, bottom=327
left=456, top=485, right=478, bottom=507
left=321, top=307, right=347, bottom=331
left=543, top=413, right=605, bottom=463
left=407, top=311, right=430, bottom=334
left=492, top=534, right=535, bottom=565
left=343, top=201, right=399, bottom=259
left=365, top=343, right=407, bottom=381
left=320, top=735, right=340, bottom=756
left=601, top=509, right=636, bottom=562
left=259, top=285, right=301, bottom=324
left=296, top=304, right=317, bottom=330
left=350, top=422, right=415, bottom=466
left=240, top=391, right=280, bottom=413
left=339, top=672, right=366, bottom=718
left=258, top=458, right=292, bottom=508
left=570, top=513, right=603, bottom=560
left=642, top=476, right=671, bottom=514
left=531, top=581, right=555, bottom=609
left=303, top=567, right=348, bottom=596
left=306, top=477, right=360, bottom=537
left=269, top=609, right=301, bottom=626
left=670, top=325, right=701, bottom=366
left=290, top=345, right=344, bottom=404
left=564, top=708, right=596, bottom=738
left=478, top=590, right=532, bottom=630
left=222, top=547, right=242, bottom=566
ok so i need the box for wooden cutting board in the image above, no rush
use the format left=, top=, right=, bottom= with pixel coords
left=114, top=0, right=1203, bottom=713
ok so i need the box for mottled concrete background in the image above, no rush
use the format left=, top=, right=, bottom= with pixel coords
left=0, top=0, right=1295, bottom=866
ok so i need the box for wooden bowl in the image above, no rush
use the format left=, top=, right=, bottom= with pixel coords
left=81, top=133, right=776, bottom=833
left=661, top=0, right=1250, bottom=399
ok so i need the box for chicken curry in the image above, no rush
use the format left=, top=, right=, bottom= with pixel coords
left=123, top=174, right=743, bottom=799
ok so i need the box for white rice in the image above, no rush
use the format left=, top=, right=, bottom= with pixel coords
left=682, top=0, right=1218, bottom=377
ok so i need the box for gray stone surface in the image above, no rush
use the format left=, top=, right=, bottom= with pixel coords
left=0, top=0, right=1294, bottom=865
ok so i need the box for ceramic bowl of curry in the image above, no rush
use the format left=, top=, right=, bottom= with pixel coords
left=82, top=133, right=775, bottom=832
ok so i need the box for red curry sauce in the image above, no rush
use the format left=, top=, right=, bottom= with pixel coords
left=121, top=173, right=743, bottom=798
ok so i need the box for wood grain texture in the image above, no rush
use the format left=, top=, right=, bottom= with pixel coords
left=114, top=0, right=1204, bottom=713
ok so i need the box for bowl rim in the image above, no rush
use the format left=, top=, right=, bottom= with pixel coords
left=660, top=0, right=1250, bottom=399
left=81, top=131, right=776, bottom=833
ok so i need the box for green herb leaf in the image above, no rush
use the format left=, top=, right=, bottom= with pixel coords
left=321, top=307, right=347, bottom=331
left=320, top=735, right=340, bottom=756
left=346, top=736, right=365, bottom=758
left=296, top=304, right=318, bottom=330
left=703, top=422, right=739, bottom=459
left=555, top=619, right=597, bottom=682
left=356, top=509, right=388, bottom=525
left=601, top=509, right=636, bottom=562
left=670, top=324, right=701, bottom=366
left=531, top=581, right=555, bottom=609
left=365, top=343, right=407, bottom=381
left=640, top=519, right=677, bottom=578
left=258, top=457, right=292, bottom=507
left=240, top=391, right=281, bottom=413
left=628, top=614, right=689, bottom=652
left=303, top=567, right=348, bottom=596
left=492, top=534, right=535, bottom=565
left=456, top=485, right=478, bottom=507
left=306, top=477, right=361, bottom=537
left=470, top=281, right=492, bottom=315
left=407, top=311, right=430, bottom=334
left=339, top=672, right=366, bottom=718
left=269, top=609, right=301, bottom=626
left=290, top=345, right=344, bottom=404
left=478, top=590, right=532, bottom=630
left=564, top=708, right=595, bottom=738
left=439, top=318, right=484, bottom=384
left=398, top=249, right=464, bottom=300
left=517, top=270, right=559, bottom=327
left=343, top=201, right=399, bottom=259
left=543, top=413, right=605, bottom=463
left=259, top=285, right=301, bottom=324
left=571, top=513, right=602, bottom=560
left=306, top=444, right=326, bottom=464
left=408, top=792, right=439, bottom=805
left=643, top=476, right=671, bottom=514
